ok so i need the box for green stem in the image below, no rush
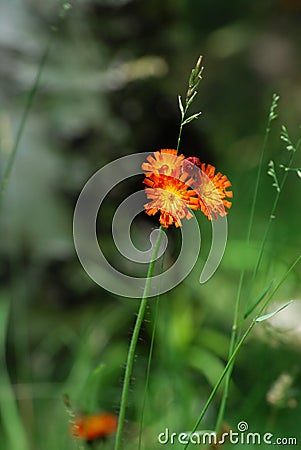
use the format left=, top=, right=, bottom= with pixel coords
left=0, top=0, right=72, bottom=203
left=176, top=102, right=191, bottom=152
left=185, top=255, right=300, bottom=449
left=0, top=34, right=54, bottom=203
left=214, top=271, right=244, bottom=432
left=114, top=227, right=164, bottom=450
left=246, top=109, right=274, bottom=244
left=0, top=298, right=30, bottom=450
left=176, top=120, right=184, bottom=152
left=215, top=94, right=277, bottom=433
left=252, top=148, right=297, bottom=279
left=216, top=138, right=299, bottom=434
left=138, top=250, right=164, bottom=450
left=138, top=286, right=161, bottom=449
left=176, top=101, right=188, bottom=152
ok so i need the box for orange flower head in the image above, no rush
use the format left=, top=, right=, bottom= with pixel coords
left=142, top=149, right=232, bottom=226
left=142, top=149, right=185, bottom=178
left=194, top=163, right=233, bottom=220
left=70, top=413, right=118, bottom=442
left=144, top=174, right=199, bottom=228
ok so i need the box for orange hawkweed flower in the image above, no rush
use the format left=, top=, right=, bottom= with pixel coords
left=144, top=174, right=199, bottom=228
left=70, top=412, right=118, bottom=442
left=142, top=149, right=232, bottom=227
left=194, top=163, right=233, bottom=220
left=142, top=149, right=184, bottom=178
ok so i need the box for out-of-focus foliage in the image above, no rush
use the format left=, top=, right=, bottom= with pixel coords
left=0, top=1, right=300, bottom=449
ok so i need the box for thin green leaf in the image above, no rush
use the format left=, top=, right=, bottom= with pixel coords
left=178, top=95, right=184, bottom=117
left=243, top=283, right=273, bottom=320
left=182, top=112, right=202, bottom=125
left=185, top=257, right=300, bottom=450
left=186, top=90, right=198, bottom=109
left=256, top=300, right=294, bottom=323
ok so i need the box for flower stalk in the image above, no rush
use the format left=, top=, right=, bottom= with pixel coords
left=114, top=227, right=164, bottom=450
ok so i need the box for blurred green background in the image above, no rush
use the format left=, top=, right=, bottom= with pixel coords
left=0, top=0, right=300, bottom=449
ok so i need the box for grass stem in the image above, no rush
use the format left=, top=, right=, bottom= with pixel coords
left=0, top=298, right=30, bottom=450
left=114, top=227, right=164, bottom=450
left=185, top=255, right=300, bottom=449
left=215, top=94, right=279, bottom=433
left=138, top=252, right=164, bottom=450
left=0, top=1, right=71, bottom=203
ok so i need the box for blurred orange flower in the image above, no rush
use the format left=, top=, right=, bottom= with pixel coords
left=71, top=412, right=118, bottom=442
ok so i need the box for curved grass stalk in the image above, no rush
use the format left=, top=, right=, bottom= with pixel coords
left=0, top=297, right=30, bottom=450
left=0, top=2, right=72, bottom=203
left=138, top=281, right=161, bottom=450
left=185, top=255, right=300, bottom=449
left=114, top=227, right=164, bottom=450
left=252, top=142, right=300, bottom=279
left=138, top=249, right=164, bottom=450
left=215, top=93, right=280, bottom=434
